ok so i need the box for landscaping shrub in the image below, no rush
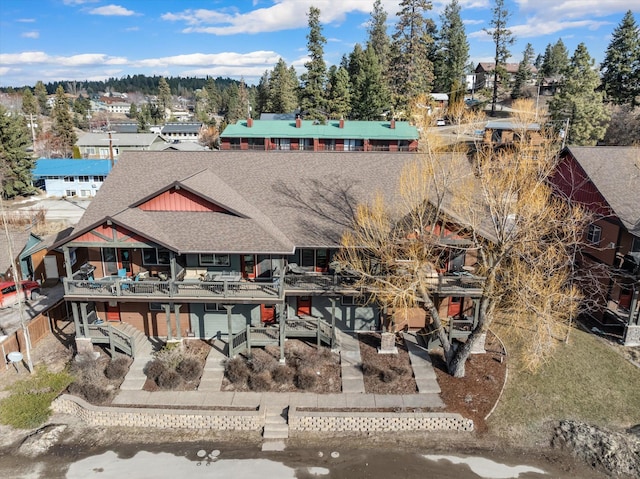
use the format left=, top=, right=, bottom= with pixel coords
left=225, top=357, right=250, bottom=384
left=155, top=346, right=183, bottom=370
left=248, top=371, right=272, bottom=391
left=157, top=370, right=182, bottom=389
left=77, top=383, right=112, bottom=404
left=361, top=363, right=381, bottom=377
left=271, top=365, right=294, bottom=384
left=176, top=357, right=203, bottom=382
left=249, top=349, right=276, bottom=373
left=295, top=368, right=317, bottom=390
left=390, top=365, right=408, bottom=377
left=144, top=359, right=166, bottom=381
left=380, top=368, right=398, bottom=383
left=104, top=356, right=130, bottom=380
left=0, top=366, right=73, bottom=429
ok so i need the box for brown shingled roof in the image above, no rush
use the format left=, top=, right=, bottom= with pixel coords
left=566, top=146, right=640, bottom=236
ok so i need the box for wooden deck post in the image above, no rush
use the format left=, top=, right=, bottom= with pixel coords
left=163, top=304, right=172, bottom=340
left=224, top=305, right=234, bottom=357
left=174, top=304, right=182, bottom=340
left=80, top=302, right=89, bottom=338
left=71, top=302, right=82, bottom=337
left=279, top=303, right=285, bottom=363
left=330, top=297, right=336, bottom=349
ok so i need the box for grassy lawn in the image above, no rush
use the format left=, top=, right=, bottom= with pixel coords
left=488, top=327, right=640, bottom=439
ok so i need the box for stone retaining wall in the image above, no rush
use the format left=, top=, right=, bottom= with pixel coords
left=289, top=407, right=473, bottom=432
left=52, top=395, right=474, bottom=433
left=52, top=395, right=263, bottom=430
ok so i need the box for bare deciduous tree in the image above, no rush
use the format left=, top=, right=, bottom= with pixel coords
left=338, top=99, right=589, bottom=376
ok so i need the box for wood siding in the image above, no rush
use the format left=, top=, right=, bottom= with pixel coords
left=139, top=188, right=228, bottom=212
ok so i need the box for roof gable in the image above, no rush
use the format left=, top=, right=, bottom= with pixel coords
left=137, top=188, right=232, bottom=213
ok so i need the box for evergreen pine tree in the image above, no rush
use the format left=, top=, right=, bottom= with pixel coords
left=299, top=7, right=327, bottom=122
left=327, top=66, right=351, bottom=119
left=600, top=10, right=640, bottom=106
left=255, top=70, right=272, bottom=114
left=433, top=0, right=469, bottom=94
left=128, top=103, right=138, bottom=119
left=511, top=43, right=535, bottom=99
left=540, top=39, right=569, bottom=78
left=389, top=0, right=435, bottom=116
left=268, top=59, right=299, bottom=114
left=351, top=47, right=389, bottom=120
left=50, top=85, right=77, bottom=158
left=367, top=0, right=391, bottom=76
left=0, top=105, right=36, bottom=198
left=21, top=88, right=38, bottom=117
left=157, top=77, right=172, bottom=120
left=549, top=43, right=610, bottom=145
left=34, top=81, right=49, bottom=115
left=484, top=0, right=515, bottom=116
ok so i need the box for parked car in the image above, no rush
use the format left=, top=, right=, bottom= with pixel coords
left=0, top=280, right=41, bottom=308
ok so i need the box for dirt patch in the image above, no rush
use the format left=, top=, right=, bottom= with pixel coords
left=358, top=333, right=417, bottom=394
left=431, top=331, right=506, bottom=432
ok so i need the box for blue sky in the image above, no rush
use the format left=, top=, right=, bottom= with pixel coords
left=0, top=0, right=637, bottom=88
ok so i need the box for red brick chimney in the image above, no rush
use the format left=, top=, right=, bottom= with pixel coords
left=247, top=117, right=253, bottom=128
left=339, top=118, right=344, bottom=128
left=296, top=117, right=302, bottom=128
left=390, top=118, right=396, bottom=129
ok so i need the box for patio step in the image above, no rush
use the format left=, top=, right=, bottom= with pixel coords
left=262, top=407, right=289, bottom=439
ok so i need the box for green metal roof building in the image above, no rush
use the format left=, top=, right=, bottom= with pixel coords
left=220, top=119, right=419, bottom=152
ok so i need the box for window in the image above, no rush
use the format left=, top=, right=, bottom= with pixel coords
left=199, top=253, right=230, bottom=267
left=102, top=247, right=118, bottom=276
left=149, top=302, right=164, bottom=311
left=341, top=296, right=357, bottom=306
left=344, top=139, right=363, bottom=151
left=274, top=138, right=291, bottom=150
left=63, top=176, right=74, bottom=182
left=143, top=248, right=170, bottom=265
left=78, top=176, right=90, bottom=182
left=587, top=224, right=602, bottom=245
left=204, top=303, right=224, bottom=312
left=80, top=190, right=91, bottom=197
left=632, top=237, right=640, bottom=253
left=93, top=176, right=105, bottom=182
left=323, top=139, right=336, bottom=151
left=65, top=190, right=76, bottom=197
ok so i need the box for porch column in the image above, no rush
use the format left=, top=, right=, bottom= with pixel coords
left=71, top=301, right=82, bottom=337
left=63, top=246, right=73, bottom=278
left=163, top=304, right=172, bottom=340
left=174, top=304, right=182, bottom=340
left=473, top=298, right=481, bottom=328
left=279, top=302, right=286, bottom=363
left=169, top=253, right=176, bottom=280
left=330, top=297, right=336, bottom=349
left=80, top=302, right=89, bottom=336
left=224, top=305, right=234, bottom=357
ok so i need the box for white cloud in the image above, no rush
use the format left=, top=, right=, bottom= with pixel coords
left=162, top=1, right=375, bottom=35
left=463, top=19, right=485, bottom=25
left=21, top=31, right=40, bottom=39
left=134, top=51, right=281, bottom=68
left=514, top=0, right=637, bottom=21
left=17, top=18, right=36, bottom=23
left=510, top=19, right=612, bottom=38
left=125, top=26, right=140, bottom=31
left=89, top=5, right=136, bottom=16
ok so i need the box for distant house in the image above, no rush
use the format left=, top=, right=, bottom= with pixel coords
left=33, top=158, right=112, bottom=198
left=550, top=146, right=640, bottom=346
left=18, top=228, right=73, bottom=282
left=475, top=62, right=538, bottom=90
left=482, top=120, right=543, bottom=149
left=160, top=123, right=202, bottom=143
left=220, top=119, right=419, bottom=152
left=106, top=102, right=131, bottom=115
left=111, top=123, right=138, bottom=134
left=76, top=133, right=167, bottom=160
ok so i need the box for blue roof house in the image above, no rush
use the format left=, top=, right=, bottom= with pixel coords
left=33, top=159, right=113, bottom=198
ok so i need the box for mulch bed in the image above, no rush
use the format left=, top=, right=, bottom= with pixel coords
left=431, top=331, right=507, bottom=432
left=358, top=333, right=418, bottom=394
left=143, top=339, right=211, bottom=392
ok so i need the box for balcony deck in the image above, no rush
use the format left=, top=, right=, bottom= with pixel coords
left=63, top=271, right=484, bottom=304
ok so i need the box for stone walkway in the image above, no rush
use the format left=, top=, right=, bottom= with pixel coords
left=113, top=331, right=444, bottom=410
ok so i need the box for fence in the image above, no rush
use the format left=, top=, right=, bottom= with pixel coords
left=1, top=300, right=68, bottom=369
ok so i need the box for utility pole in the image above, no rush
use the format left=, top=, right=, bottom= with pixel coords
left=108, top=131, right=115, bottom=168
left=0, top=193, right=34, bottom=373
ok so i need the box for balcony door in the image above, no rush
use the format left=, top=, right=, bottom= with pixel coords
left=297, top=296, right=311, bottom=317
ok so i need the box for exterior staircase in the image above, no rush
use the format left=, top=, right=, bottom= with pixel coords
left=114, top=323, right=156, bottom=390
left=262, top=406, right=289, bottom=440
